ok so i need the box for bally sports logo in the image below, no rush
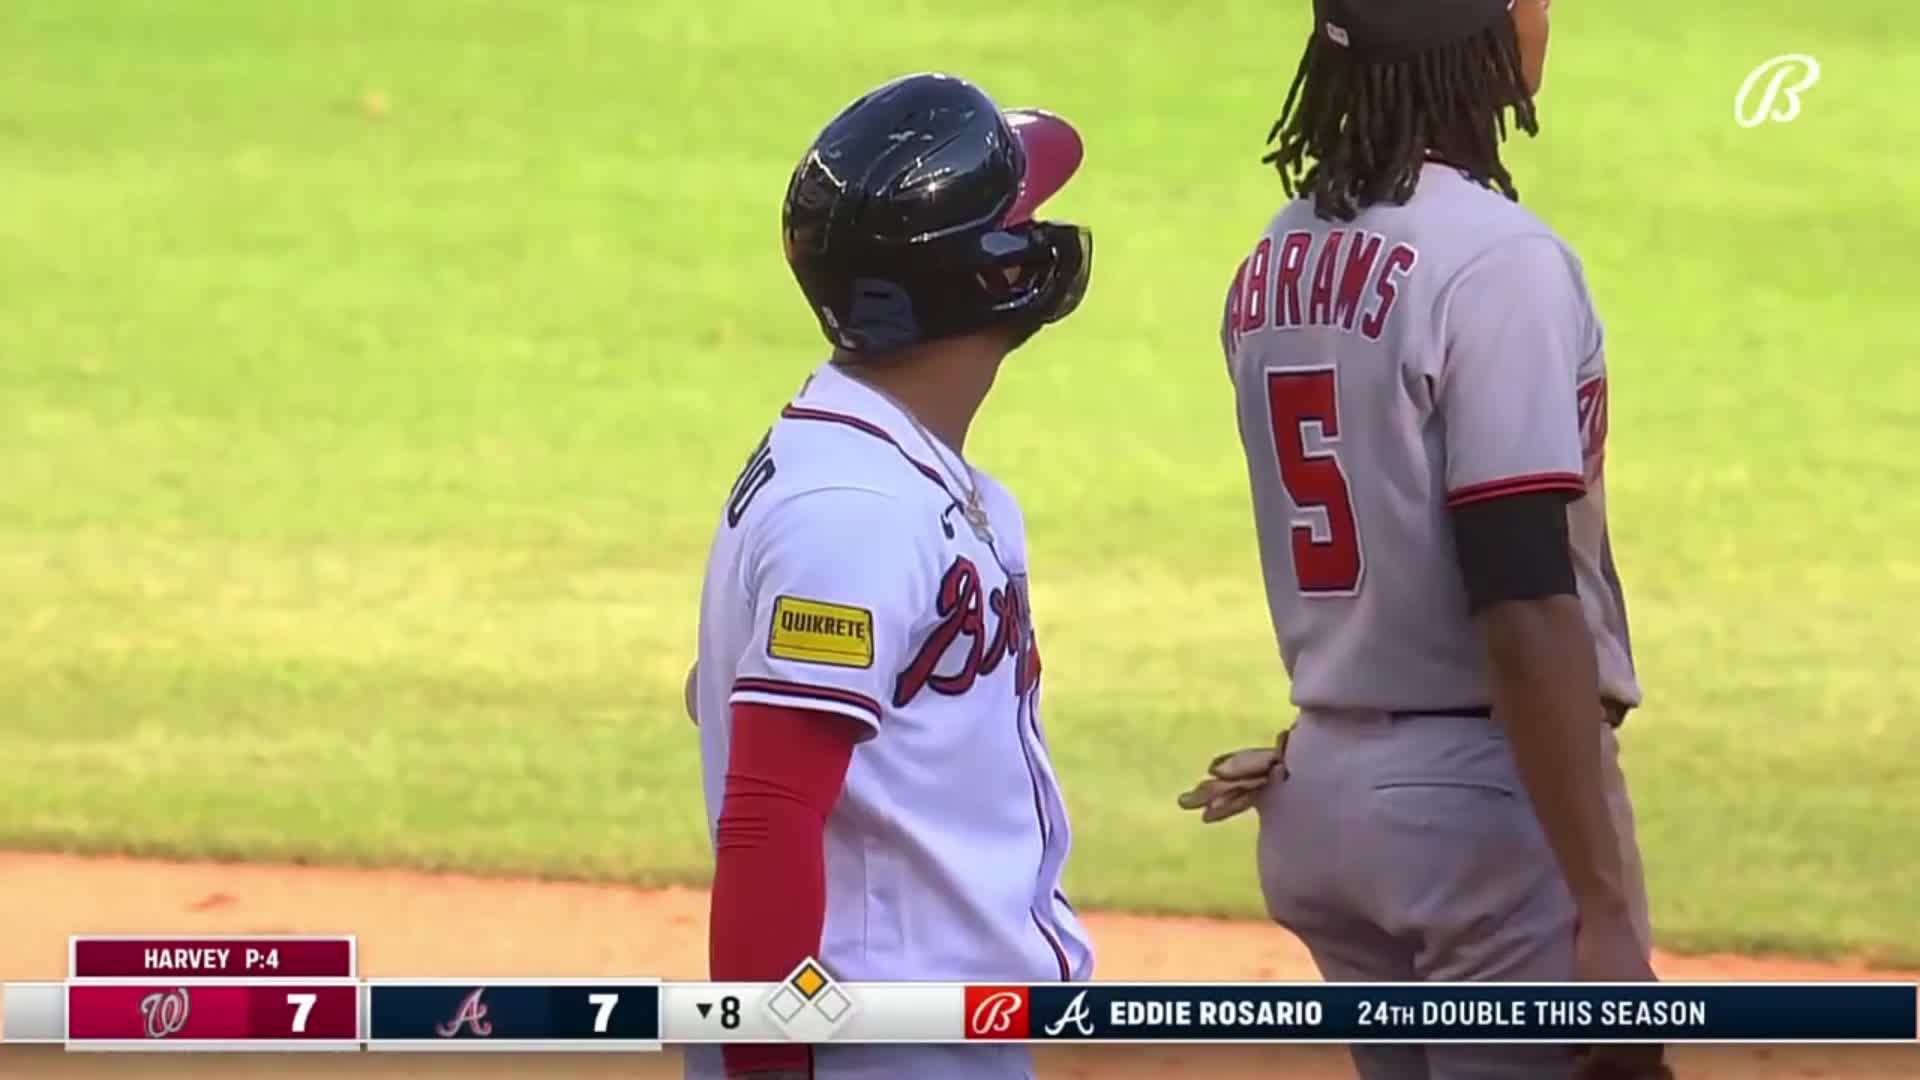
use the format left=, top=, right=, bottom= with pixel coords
left=964, top=986, right=1030, bottom=1039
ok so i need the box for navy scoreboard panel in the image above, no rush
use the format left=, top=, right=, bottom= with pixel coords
left=2, top=938, right=1916, bottom=1052
left=366, top=979, right=662, bottom=1051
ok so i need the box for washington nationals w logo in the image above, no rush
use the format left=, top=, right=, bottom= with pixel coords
left=139, top=988, right=191, bottom=1039
left=434, top=987, right=494, bottom=1037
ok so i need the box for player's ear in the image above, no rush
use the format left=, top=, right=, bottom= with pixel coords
left=1510, top=0, right=1550, bottom=95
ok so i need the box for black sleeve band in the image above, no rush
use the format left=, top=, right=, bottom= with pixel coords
left=1450, top=490, right=1578, bottom=613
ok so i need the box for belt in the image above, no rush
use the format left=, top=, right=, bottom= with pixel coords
left=1389, top=700, right=1630, bottom=728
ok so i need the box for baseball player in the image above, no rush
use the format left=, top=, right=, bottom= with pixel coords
left=1178, top=1, right=1669, bottom=1078
left=686, top=72, right=1095, bottom=1080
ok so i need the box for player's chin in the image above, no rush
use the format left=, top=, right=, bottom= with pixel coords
left=1000, top=305, right=1076, bottom=354
left=1002, top=320, right=1045, bottom=354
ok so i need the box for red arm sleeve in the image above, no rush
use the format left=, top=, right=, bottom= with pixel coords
left=711, top=701, right=861, bottom=1077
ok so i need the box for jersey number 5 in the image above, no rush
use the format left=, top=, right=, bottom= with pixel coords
left=1266, top=368, right=1363, bottom=595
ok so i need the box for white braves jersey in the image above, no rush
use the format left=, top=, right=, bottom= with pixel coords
left=693, top=361, right=1093, bottom=985
left=1222, top=163, right=1640, bottom=710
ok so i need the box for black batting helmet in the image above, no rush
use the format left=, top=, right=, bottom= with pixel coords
left=781, top=72, right=1093, bottom=354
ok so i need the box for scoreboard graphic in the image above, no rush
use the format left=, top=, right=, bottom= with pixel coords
left=2, top=936, right=1916, bottom=1052
left=15, top=936, right=366, bottom=1052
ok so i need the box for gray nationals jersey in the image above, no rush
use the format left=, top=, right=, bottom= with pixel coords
left=1222, top=162, right=1640, bottom=711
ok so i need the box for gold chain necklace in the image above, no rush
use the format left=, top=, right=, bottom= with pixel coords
left=870, top=386, right=995, bottom=546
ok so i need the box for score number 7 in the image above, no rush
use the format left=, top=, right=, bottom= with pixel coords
left=1265, top=368, right=1364, bottom=595
left=589, top=993, right=620, bottom=1033
left=286, top=993, right=316, bottom=1033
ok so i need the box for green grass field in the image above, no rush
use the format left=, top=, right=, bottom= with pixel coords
left=2, top=1, right=1916, bottom=962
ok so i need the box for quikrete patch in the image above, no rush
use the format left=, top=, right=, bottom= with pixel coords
left=768, top=596, right=875, bottom=668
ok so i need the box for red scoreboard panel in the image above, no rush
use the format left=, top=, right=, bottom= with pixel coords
left=61, top=935, right=361, bottom=1052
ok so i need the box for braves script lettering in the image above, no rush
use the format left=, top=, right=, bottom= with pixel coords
left=435, top=988, right=494, bottom=1037
left=139, top=988, right=192, bottom=1039
left=969, top=991, right=1024, bottom=1035
left=893, top=557, right=1040, bottom=707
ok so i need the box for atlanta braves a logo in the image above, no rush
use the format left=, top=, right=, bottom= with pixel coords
left=1042, top=989, right=1096, bottom=1037
left=139, top=988, right=192, bottom=1039
left=435, top=988, right=494, bottom=1038
left=893, top=556, right=1041, bottom=707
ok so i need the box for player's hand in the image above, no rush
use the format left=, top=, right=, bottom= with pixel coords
left=1176, top=729, right=1290, bottom=823
left=684, top=663, right=699, bottom=726
left=1571, top=907, right=1666, bottom=1076
left=1573, top=905, right=1655, bottom=984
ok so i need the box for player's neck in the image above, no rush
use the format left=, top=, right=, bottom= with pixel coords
left=840, top=346, right=1002, bottom=455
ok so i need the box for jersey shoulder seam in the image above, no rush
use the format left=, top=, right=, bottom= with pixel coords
left=754, top=482, right=909, bottom=522
left=1433, top=230, right=1578, bottom=303
left=735, top=484, right=928, bottom=604
left=766, top=421, right=932, bottom=488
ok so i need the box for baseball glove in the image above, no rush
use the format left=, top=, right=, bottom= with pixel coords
left=1175, top=728, right=1290, bottom=823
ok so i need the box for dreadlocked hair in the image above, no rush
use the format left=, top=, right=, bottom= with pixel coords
left=1263, top=22, right=1538, bottom=222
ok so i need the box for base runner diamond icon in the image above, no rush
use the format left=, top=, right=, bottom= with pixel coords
left=761, top=957, right=858, bottom=1041
left=815, top=986, right=852, bottom=1023
left=792, top=962, right=828, bottom=999
left=766, top=986, right=804, bottom=1023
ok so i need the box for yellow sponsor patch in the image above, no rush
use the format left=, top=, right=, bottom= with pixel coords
left=768, top=595, right=874, bottom=669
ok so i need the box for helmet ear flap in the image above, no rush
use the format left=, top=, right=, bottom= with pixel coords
left=971, top=224, right=1091, bottom=313
left=1026, top=223, right=1094, bottom=327
left=989, top=224, right=1094, bottom=350
left=977, top=264, right=1029, bottom=292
